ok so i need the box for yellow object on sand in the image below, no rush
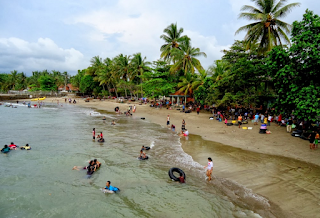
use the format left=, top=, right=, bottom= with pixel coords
left=232, top=120, right=236, bottom=123
left=242, top=127, right=248, bottom=130
left=31, top=97, right=46, bottom=101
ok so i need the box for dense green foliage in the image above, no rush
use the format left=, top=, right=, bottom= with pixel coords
left=266, top=9, right=320, bottom=120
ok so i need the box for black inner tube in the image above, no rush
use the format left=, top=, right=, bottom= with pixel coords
left=138, top=156, right=148, bottom=160
left=168, top=168, right=186, bottom=181
left=144, top=147, right=150, bottom=150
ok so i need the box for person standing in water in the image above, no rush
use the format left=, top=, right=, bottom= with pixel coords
left=182, top=119, right=186, bottom=131
left=167, top=115, right=170, bottom=127
left=92, top=128, right=96, bottom=140
left=204, top=157, right=213, bottom=181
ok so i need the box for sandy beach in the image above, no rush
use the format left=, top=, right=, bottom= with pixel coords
left=40, top=97, right=320, bottom=217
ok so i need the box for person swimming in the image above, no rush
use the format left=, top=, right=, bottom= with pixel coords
left=1, top=145, right=10, bottom=153
left=179, top=174, right=185, bottom=183
left=111, top=120, right=116, bottom=125
left=9, top=142, right=17, bottom=149
left=93, top=159, right=101, bottom=168
left=104, top=181, right=120, bottom=192
left=20, top=144, right=31, bottom=150
left=139, top=149, right=147, bottom=159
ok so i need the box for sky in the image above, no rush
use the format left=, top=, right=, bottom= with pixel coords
left=0, top=0, right=319, bottom=76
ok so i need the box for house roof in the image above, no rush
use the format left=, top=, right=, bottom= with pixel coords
left=58, top=84, right=79, bottom=91
left=169, top=90, right=190, bottom=97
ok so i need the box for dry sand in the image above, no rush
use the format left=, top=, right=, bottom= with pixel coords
left=42, top=97, right=320, bottom=217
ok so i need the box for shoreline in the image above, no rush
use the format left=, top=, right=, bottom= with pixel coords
left=17, top=97, right=320, bottom=217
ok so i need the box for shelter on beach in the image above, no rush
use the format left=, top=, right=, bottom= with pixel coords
left=169, top=90, right=191, bottom=105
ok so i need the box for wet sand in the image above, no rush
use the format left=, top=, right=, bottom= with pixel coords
left=40, top=98, right=320, bottom=217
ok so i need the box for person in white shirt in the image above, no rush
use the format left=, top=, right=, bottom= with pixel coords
left=204, top=157, right=213, bottom=181
left=268, top=115, right=272, bottom=126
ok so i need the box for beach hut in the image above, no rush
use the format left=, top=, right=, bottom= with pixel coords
left=169, top=90, right=190, bottom=106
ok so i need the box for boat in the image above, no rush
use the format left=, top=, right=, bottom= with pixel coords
left=31, top=97, right=46, bottom=101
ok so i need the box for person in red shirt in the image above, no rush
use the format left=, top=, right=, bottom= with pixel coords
left=197, top=106, right=200, bottom=115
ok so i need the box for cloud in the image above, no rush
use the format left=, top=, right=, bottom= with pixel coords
left=71, top=0, right=230, bottom=69
left=184, top=30, right=231, bottom=69
left=0, top=37, right=87, bottom=75
left=71, top=0, right=167, bottom=63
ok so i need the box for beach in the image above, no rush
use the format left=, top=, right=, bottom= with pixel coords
left=34, top=97, right=320, bottom=217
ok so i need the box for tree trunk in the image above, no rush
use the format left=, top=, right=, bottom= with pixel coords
left=112, top=83, right=118, bottom=98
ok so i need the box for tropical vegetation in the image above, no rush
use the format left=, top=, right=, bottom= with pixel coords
left=1, top=6, right=319, bottom=121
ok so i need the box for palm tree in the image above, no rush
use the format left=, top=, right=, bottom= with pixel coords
left=131, top=53, right=151, bottom=97
left=63, top=71, right=69, bottom=91
left=113, top=54, right=132, bottom=97
left=86, top=56, right=104, bottom=83
left=191, top=69, right=208, bottom=91
left=235, top=0, right=300, bottom=53
left=170, top=38, right=207, bottom=75
left=9, top=70, right=18, bottom=90
left=160, top=23, right=188, bottom=63
left=178, top=73, right=197, bottom=104
left=208, top=60, right=230, bottom=82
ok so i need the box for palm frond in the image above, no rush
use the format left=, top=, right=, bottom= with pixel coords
left=235, top=22, right=261, bottom=35
left=240, top=5, right=263, bottom=14
left=273, top=3, right=301, bottom=18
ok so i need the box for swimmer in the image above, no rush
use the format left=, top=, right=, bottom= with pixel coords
left=92, top=128, right=95, bottom=140
left=104, top=181, right=120, bottom=192
left=93, top=159, right=101, bottom=168
left=9, top=142, right=17, bottom=150
left=20, top=144, right=31, bottom=150
left=111, top=120, right=116, bottom=125
left=139, top=149, right=147, bottom=159
left=1, top=145, right=10, bottom=153
left=102, top=116, right=106, bottom=120
left=179, top=174, right=185, bottom=183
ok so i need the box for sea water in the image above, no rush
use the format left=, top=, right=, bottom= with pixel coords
left=0, top=103, right=275, bottom=218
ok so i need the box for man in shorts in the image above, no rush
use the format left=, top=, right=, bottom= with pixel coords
left=204, top=157, right=213, bottom=181
left=167, top=115, right=170, bottom=126
left=92, top=128, right=95, bottom=140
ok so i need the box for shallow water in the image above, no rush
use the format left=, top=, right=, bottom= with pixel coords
left=181, top=134, right=320, bottom=218
left=0, top=103, right=286, bottom=218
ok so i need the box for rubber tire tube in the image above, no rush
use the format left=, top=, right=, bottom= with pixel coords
left=168, top=168, right=186, bottom=181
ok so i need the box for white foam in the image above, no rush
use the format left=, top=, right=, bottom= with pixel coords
left=150, top=141, right=155, bottom=149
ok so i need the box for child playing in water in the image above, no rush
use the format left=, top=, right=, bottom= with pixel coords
left=204, top=157, right=213, bottom=181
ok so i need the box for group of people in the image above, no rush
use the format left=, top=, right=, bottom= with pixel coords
left=93, top=128, right=105, bottom=142
left=1, top=143, right=31, bottom=153
left=167, top=115, right=189, bottom=137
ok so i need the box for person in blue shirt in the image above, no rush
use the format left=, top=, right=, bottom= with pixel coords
left=104, top=181, right=120, bottom=192
left=1, top=145, right=10, bottom=153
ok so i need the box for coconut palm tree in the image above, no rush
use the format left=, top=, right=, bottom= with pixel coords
left=235, top=0, right=300, bottom=53
left=131, top=53, right=151, bottom=97
left=160, top=23, right=188, bottom=63
left=170, top=38, right=207, bottom=75
left=191, top=69, right=208, bottom=91
left=178, top=73, right=197, bottom=103
left=208, top=60, right=230, bottom=82
left=9, top=70, right=18, bottom=90
left=113, top=54, right=132, bottom=97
